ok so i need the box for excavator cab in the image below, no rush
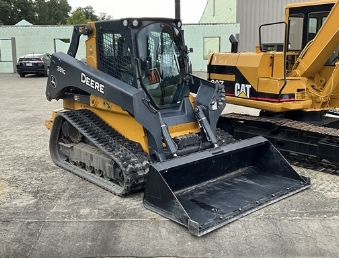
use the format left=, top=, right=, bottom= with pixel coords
left=286, top=1, right=339, bottom=65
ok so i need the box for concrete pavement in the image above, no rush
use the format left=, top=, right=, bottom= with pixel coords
left=0, top=73, right=338, bottom=257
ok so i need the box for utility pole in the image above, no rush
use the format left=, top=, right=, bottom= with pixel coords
left=175, top=0, right=181, bottom=20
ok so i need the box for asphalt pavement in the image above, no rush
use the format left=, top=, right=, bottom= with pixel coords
left=0, top=73, right=338, bottom=257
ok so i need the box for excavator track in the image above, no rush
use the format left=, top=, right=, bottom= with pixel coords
left=281, top=151, right=339, bottom=175
left=328, top=108, right=339, bottom=116
left=50, top=109, right=151, bottom=196
left=221, top=113, right=339, bottom=175
left=224, top=113, right=339, bottom=137
left=50, top=109, right=236, bottom=196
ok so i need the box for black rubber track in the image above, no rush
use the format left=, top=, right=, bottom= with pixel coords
left=49, top=109, right=237, bottom=196
left=49, top=109, right=150, bottom=196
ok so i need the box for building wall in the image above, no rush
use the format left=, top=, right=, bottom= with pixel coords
left=194, top=0, right=239, bottom=71
left=0, top=23, right=239, bottom=73
left=200, top=0, right=237, bottom=23
left=236, top=0, right=318, bottom=52
left=0, top=26, right=86, bottom=73
left=183, top=23, right=240, bottom=71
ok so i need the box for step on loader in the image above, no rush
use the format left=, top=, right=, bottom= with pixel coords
left=45, top=18, right=310, bottom=236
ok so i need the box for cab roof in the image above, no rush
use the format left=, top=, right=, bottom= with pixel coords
left=286, top=0, right=336, bottom=9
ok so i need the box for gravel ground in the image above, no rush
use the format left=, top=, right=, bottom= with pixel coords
left=0, top=73, right=338, bottom=258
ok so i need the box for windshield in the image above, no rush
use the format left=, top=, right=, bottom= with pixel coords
left=137, top=23, right=185, bottom=109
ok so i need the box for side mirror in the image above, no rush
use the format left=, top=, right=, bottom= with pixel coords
left=189, top=47, right=194, bottom=53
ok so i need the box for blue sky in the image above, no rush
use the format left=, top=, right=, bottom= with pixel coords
left=67, top=0, right=208, bottom=23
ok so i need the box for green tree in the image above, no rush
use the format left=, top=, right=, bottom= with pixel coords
left=66, top=6, right=112, bottom=24
left=34, top=0, right=71, bottom=25
left=0, top=0, right=109, bottom=25
left=0, top=0, right=36, bottom=25
left=98, top=12, right=113, bottom=21
left=33, top=0, right=50, bottom=25
left=0, top=0, right=11, bottom=24
left=46, top=0, right=71, bottom=25
left=14, top=0, right=36, bottom=23
left=66, top=9, right=90, bottom=25
left=0, top=0, right=71, bottom=25
left=81, top=5, right=98, bottom=21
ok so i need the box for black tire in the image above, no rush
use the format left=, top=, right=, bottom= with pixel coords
left=44, top=67, right=49, bottom=77
left=19, top=73, right=25, bottom=78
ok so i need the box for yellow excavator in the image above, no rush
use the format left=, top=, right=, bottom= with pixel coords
left=45, top=15, right=309, bottom=236
left=209, top=0, right=339, bottom=172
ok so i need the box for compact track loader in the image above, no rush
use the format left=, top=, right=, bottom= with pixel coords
left=45, top=18, right=309, bottom=236
left=208, top=0, right=339, bottom=173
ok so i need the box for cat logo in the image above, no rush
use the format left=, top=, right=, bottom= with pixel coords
left=235, top=83, right=251, bottom=98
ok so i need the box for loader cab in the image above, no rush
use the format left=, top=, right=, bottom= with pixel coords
left=136, top=21, right=186, bottom=109
left=286, top=1, right=339, bottom=65
left=95, top=18, right=187, bottom=110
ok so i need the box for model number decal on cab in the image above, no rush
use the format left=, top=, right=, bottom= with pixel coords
left=57, top=66, right=66, bottom=75
left=235, top=83, right=251, bottom=98
left=81, top=73, right=105, bottom=94
left=210, top=79, right=224, bottom=84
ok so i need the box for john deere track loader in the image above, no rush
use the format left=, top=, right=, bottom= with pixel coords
left=45, top=18, right=309, bottom=236
left=209, top=0, right=339, bottom=173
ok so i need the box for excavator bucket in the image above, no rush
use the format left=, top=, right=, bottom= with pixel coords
left=144, top=136, right=310, bottom=236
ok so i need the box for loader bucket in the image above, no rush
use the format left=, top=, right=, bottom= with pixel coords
left=143, top=136, right=310, bottom=236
